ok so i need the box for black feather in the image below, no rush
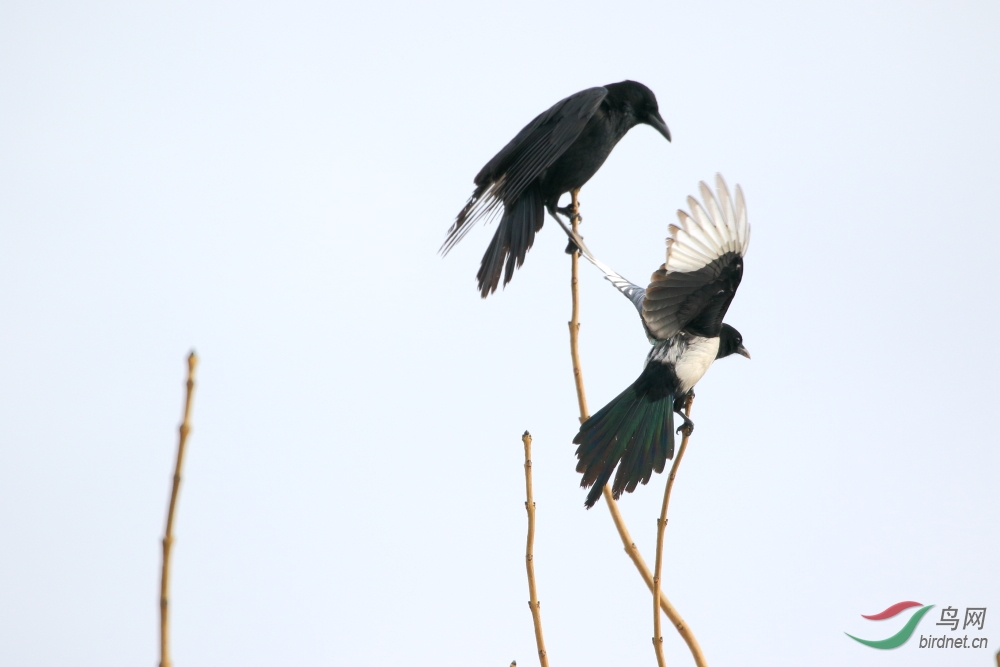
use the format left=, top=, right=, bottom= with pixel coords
left=444, top=81, right=670, bottom=296
left=574, top=362, right=677, bottom=509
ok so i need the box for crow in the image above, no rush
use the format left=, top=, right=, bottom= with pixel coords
left=442, top=81, right=671, bottom=297
left=557, top=175, right=751, bottom=508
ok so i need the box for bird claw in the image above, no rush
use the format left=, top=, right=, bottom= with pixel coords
left=555, top=205, right=582, bottom=225
left=676, top=415, right=694, bottom=437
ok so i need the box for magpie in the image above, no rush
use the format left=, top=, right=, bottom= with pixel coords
left=442, top=81, right=671, bottom=298
left=557, top=175, right=751, bottom=508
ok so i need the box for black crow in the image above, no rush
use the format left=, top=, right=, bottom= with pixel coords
left=442, top=81, right=671, bottom=297
left=557, top=176, right=751, bottom=508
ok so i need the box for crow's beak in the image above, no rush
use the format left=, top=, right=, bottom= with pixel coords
left=736, top=345, right=751, bottom=360
left=646, top=111, right=671, bottom=142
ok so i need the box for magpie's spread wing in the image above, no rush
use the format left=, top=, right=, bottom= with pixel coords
left=642, top=175, right=750, bottom=340
left=443, top=88, right=607, bottom=252
left=552, top=216, right=645, bottom=313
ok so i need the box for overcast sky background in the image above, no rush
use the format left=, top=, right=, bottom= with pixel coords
left=2, top=2, right=999, bottom=666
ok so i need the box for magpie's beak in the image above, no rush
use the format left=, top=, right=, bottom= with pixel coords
left=646, top=111, right=671, bottom=142
left=736, top=345, right=751, bottom=360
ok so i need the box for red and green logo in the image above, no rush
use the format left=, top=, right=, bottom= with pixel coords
left=845, top=601, right=935, bottom=649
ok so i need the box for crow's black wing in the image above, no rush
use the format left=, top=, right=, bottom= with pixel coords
left=642, top=176, right=751, bottom=340
left=443, top=87, right=607, bottom=252
left=474, top=87, right=607, bottom=197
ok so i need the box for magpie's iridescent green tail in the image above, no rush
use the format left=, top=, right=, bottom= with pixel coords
left=574, top=364, right=675, bottom=509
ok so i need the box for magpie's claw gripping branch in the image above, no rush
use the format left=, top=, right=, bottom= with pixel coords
left=676, top=414, right=695, bottom=437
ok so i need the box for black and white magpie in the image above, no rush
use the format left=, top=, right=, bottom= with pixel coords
left=559, top=175, right=751, bottom=508
left=442, top=81, right=671, bottom=298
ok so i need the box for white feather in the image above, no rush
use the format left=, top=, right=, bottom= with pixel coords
left=717, top=176, right=736, bottom=240
left=666, top=243, right=711, bottom=271
left=673, top=336, right=721, bottom=393
left=688, top=197, right=725, bottom=248
left=711, top=181, right=738, bottom=254
left=671, top=228, right=713, bottom=262
left=677, top=212, right=720, bottom=257
left=735, top=184, right=749, bottom=255
left=699, top=182, right=730, bottom=252
left=648, top=335, right=721, bottom=394
left=663, top=175, right=750, bottom=274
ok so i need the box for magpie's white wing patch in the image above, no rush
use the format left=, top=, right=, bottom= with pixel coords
left=663, top=174, right=749, bottom=274
left=642, top=175, right=749, bottom=341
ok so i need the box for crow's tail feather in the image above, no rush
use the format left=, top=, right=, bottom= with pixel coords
left=575, top=383, right=674, bottom=509
left=475, top=186, right=544, bottom=297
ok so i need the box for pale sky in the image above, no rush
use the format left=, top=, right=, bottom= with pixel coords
left=1, top=2, right=998, bottom=666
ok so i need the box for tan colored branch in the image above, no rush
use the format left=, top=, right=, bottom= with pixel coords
left=600, top=486, right=706, bottom=665
left=567, top=206, right=707, bottom=667
left=522, top=431, right=550, bottom=667
left=653, top=396, right=695, bottom=667
left=160, top=351, right=198, bottom=667
left=567, top=190, right=589, bottom=423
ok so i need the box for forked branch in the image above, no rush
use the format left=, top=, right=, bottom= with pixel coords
left=160, top=351, right=198, bottom=667
left=567, top=204, right=707, bottom=667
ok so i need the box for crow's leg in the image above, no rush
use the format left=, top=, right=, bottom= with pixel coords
left=555, top=188, right=583, bottom=224
left=556, top=189, right=583, bottom=253
left=547, top=205, right=584, bottom=255
left=555, top=204, right=582, bottom=221
left=563, top=235, right=580, bottom=254
left=545, top=206, right=581, bottom=254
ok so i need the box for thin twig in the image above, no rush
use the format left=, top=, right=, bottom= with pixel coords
left=566, top=204, right=707, bottom=667
left=160, top=351, right=198, bottom=667
left=653, top=396, right=695, bottom=667
left=522, top=431, right=550, bottom=667
left=568, top=191, right=588, bottom=422
left=601, top=487, right=707, bottom=665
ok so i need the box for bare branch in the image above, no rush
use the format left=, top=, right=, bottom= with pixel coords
left=567, top=203, right=707, bottom=667
left=567, top=191, right=589, bottom=423
left=601, top=487, right=707, bottom=665
left=522, top=431, right=550, bottom=667
left=160, top=351, right=198, bottom=667
left=653, top=396, right=695, bottom=667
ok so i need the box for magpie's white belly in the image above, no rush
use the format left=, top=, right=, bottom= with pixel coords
left=674, top=336, right=720, bottom=394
